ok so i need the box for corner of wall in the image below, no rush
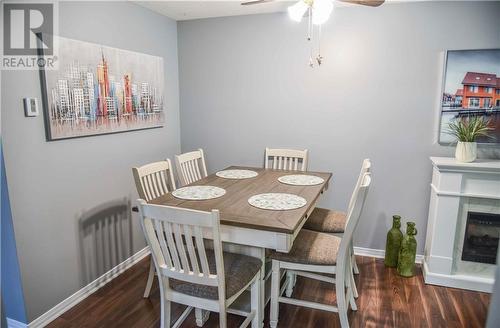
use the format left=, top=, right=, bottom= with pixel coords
left=1, top=143, right=28, bottom=325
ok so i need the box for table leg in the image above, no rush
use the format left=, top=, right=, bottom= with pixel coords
left=258, top=249, right=265, bottom=328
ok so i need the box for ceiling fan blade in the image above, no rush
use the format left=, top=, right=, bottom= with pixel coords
left=338, top=0, right=385, bottom=7
left=241, top=0, right=276, bottom=5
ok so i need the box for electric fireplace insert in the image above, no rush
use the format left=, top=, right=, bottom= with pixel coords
left=461, top=211, right=500, bottom=264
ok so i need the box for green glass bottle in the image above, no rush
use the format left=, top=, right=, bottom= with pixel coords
left=384, top=215, right=403, bottom=267
left=397, top=222, right=418, bottom=277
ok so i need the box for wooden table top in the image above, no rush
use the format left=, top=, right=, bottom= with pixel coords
left=150, top=166, right=332, bottom=234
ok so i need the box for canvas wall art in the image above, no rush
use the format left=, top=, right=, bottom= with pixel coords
left=439, top=49, right=500, bottom=144
left=40, top=36, right=165, bottom=140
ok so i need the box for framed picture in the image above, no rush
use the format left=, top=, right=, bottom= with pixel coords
left=438, top=49, right=500, bottom=144
left=39, top=36, right=165, bottom=141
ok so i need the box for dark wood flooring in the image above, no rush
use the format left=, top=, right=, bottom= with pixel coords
left=47, top=256, right=491, bottom=328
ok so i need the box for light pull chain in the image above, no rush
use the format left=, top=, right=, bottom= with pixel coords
left=305, top=1, right=326, bottom=68
left=308, top=6, right=314, bottom=67
left=316, top=24, right=323, bottom=66
left=307, top=6, right=312, bottom=41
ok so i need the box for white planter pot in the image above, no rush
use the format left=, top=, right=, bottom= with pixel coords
left=455, top=141, right=477, bottom=163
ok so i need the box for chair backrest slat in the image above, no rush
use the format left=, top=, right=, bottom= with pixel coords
left=265, top=148, right=308, bottom=171
left=193, top=160, right=202, bottom=180
left=188, top=161, right=196, bottom=182
left=173, top=223, right=191, bottom=272
left=159, top=171, right=169, bottom=194
left=151, top=173, right=161, bottom=197
left=183, top=224, right=200, bottom=275
left=154, top=219, right=174, bottom=268
left=133, top=160, right=176, bottom=202
left=163, top=221, right=182, bottom=270
left=175, top=149, right=208, bottom=186
left=138, top=201, right=222, bottom=287
left=142, top=176, right=152, bottom=200
left=194, top=225, right=211, bottom=275
left=180, top=162, right=188, bottom=184
left=153, top=172, right=163, bottom=195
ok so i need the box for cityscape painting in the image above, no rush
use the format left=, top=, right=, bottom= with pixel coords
left=41, top=36, right=165, bottom=140
left=439, top=49, right=500, bottom=144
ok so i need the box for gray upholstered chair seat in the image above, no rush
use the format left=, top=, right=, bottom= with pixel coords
left=170, top=250, right=262, bottom=300
left=268, top=229, right=341, bottom=266
left=303, top=207, right=347, bottom=233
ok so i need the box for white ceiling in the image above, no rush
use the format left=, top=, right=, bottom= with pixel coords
left=133, top=1, right=291, bottom=21
left=133, top=0, right=430, bottom=21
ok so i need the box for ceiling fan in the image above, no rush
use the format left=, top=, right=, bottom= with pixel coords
left=241, top=0, right=385, bottom=67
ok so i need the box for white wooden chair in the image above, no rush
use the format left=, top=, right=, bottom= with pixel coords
left=268, top=173, right=371, bottom=328
left=175, top=149, right=208, bottom=186
left=264, top=148, right=308, bottom=171
left=293, top=159, right=372, bottom=299
left=132, top=160, right=177, bottom=298
left=263, top=147, right=308, bottom=300
left=138, top=201, right=262, bottom=328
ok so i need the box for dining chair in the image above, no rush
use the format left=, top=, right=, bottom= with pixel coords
left=264, top=148, right=308, bottom=171
left=268, top=172, right=371, bottom=328
left=138, top=201, right=262, bottom=328
left=175, top=149, right=208, bottom=186
left=297, top=159, right=372, bottom=298
left=263, top=147, right=308, bottom=298
left=132, top=159, right=177, bottom=298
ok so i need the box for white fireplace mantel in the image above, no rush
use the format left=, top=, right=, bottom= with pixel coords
left=429, top=157, right=500, bottom=174
left=423, top=157, right=500, bottom=293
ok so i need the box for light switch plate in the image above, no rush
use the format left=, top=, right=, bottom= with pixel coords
left=24, top=98, right=39, bottom=117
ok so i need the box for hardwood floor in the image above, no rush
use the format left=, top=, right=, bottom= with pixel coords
left=47, top=256, right=491, bottom=328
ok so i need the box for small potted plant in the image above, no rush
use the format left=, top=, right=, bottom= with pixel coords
left=446, top=116, right=492, bottom=163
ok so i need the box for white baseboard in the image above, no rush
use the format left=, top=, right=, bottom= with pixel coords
left=7, top=318, right=28, bottom=328
left=28, top=247, right=150, bottom=328
left=354, top=246, right=424, bottom=264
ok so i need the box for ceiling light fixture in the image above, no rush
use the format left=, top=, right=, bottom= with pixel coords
left=287, top=1, right=309, bottom=22
left=288, top=0, right=334, bottom=67
left=241, top=0, right=385, bottom=67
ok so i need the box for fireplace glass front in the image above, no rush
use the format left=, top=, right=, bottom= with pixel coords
left=461, top=211, right=500, bottom=264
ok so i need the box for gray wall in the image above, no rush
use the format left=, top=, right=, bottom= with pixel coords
left=1, top=2, right=180, bottom=321
left=178, top=2, right=500, bottom=254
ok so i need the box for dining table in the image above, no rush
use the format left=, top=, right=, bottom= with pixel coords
left=148, top=165, right=332, bottom=327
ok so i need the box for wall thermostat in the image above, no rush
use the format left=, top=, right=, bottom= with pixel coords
left=24, top=98, right=39, bottom=117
